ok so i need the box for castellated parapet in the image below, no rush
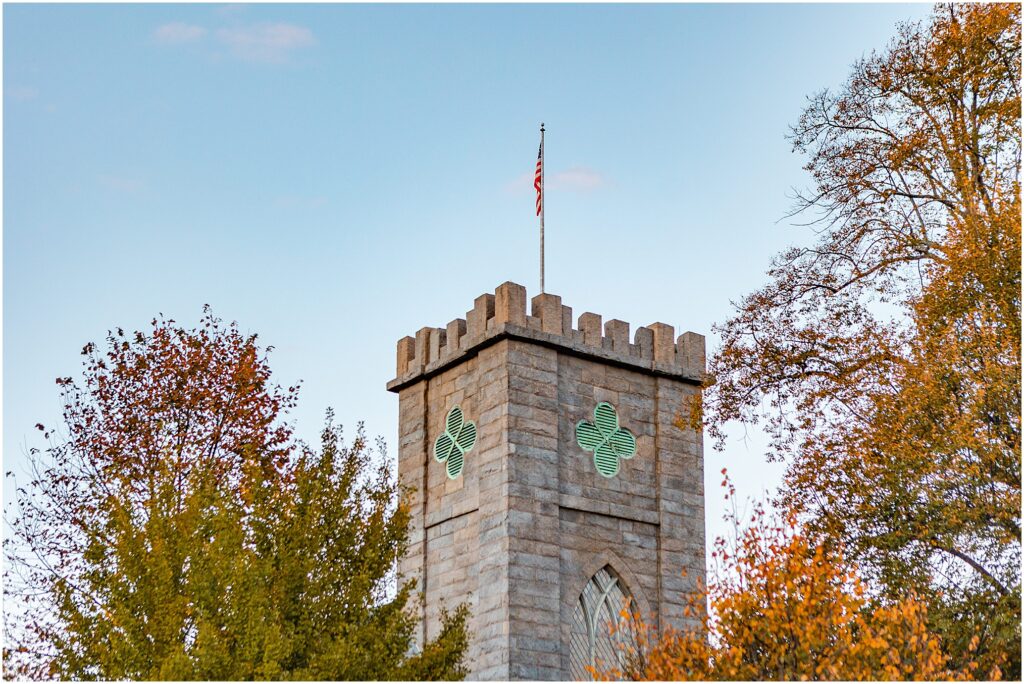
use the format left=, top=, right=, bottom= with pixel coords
left=388, top=281, right=706, bottom=391
left=387, top=281, right=706, bottom=680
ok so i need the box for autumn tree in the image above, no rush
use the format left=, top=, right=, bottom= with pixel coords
left=703, top=3, right=1020, bottom=676
left=594, top=476, right=992, bottom=681
left=4, top=309, right=468, bottom=680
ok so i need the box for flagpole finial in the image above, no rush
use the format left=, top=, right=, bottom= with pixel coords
left=540, top=122, right=545, bottom=132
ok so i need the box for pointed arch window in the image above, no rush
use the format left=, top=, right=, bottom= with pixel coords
left=569, top=565, right=632, bottom=679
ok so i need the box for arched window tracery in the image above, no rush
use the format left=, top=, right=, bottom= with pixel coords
left=569, top=565, right=632, bottom=680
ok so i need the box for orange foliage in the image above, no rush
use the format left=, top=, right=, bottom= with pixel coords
left=592, top=476, right=996, bottom=681
left=703, top=3, right=1020, bottom=675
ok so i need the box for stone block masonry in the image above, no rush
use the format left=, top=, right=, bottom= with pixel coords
left=388, top=281, right=706, bottom=680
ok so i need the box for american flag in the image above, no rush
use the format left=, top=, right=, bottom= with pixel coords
left=534, top=138, right=543, bottom=216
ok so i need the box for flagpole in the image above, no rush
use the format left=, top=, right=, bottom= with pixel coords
left=540, top=122, right=545, bottom=294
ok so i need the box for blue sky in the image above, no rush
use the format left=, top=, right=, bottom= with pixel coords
left=4, top=3, right=934, bottom=550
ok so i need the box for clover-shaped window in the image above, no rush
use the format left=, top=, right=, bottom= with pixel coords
left=434, top=405, right=477, bottom=479
left=576, top=402, right=636, bottom=478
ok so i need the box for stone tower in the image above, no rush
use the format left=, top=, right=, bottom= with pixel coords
left=387, top=282, right=706, bottom=680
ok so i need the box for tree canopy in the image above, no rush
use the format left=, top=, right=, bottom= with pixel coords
left=595, top=476, right=994, bottom=681
left=703, top=3, right=1020, bottom=675
left=4, top=309, right=468, bottom=680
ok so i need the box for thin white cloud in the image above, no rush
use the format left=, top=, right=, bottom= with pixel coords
left=215, top=4, right=248, bottom=17
left=6, top=86, right=39, bottom=102
left=274, top=194, right=328, bottom=210
left=504, top=166, right=608, bottom=194
left=504, top=171, right=535, bottom=194
left=154, top=22, right=207, bottom=44
left=215, top=23, right=315, bottom=63
left=549, top=166, right=606, bottom=191
left=98, top=175, right=144, bottom=193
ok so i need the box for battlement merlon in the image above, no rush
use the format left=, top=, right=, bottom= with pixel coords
left=387, top=281, right=706, bottom=393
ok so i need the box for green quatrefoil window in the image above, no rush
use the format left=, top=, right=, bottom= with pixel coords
left=576, top=402, right=637, bottom=478
left=434, top=406, right=477, bottom=479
